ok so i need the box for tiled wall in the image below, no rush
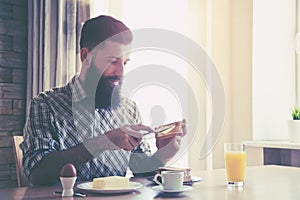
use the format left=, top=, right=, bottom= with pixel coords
left=0, top=0, right=27, bottom=188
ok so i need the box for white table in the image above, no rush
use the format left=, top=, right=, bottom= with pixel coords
left=0, top=165, right=299, bottom=199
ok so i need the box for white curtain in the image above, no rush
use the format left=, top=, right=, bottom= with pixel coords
left=27, top=0, right=90, bottom=109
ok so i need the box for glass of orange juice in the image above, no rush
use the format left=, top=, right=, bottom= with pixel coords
left=224, top=143, right=246, bottom=187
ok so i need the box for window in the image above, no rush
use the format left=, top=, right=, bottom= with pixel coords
left=252, top=0, right=295, bottom=140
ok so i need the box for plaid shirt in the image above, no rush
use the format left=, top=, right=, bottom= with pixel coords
left=20, top=75, right=162, bottom=181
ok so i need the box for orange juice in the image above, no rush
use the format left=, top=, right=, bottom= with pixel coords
left=225, top=151, right=246, bottom=182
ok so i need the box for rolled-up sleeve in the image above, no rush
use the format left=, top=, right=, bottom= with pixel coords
left=20, top=97, right=60, bottom=178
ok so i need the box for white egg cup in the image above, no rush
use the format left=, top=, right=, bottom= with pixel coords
left=60, top=177, right=77, bottom=197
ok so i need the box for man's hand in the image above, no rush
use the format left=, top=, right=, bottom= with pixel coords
left=105, top=124, right=153, bottom=151
left=154, top=119, right=187, bottom=164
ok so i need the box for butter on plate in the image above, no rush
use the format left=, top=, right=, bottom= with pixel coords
left=92, top=176, right=129, bottom=189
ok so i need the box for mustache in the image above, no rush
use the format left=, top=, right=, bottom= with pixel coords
left=104, top=76, right=122, bottom=81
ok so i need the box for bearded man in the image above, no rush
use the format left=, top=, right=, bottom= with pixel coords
left=21, top=15, right=186, bottom=186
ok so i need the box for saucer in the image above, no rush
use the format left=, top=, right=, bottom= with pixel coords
left=151, top=185, right=193, bottom=193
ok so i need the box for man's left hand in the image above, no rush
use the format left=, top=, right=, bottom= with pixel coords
left=154, top=119, right=187, bottom=164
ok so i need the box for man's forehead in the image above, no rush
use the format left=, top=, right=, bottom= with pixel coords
left=93, top=40, right=131, bottom=58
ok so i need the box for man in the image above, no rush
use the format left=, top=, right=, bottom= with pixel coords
left=21, top=15, right=186, bottom=186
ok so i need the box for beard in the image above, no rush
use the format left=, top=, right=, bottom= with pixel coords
left=84, top=63, right=122, bottom=109
left=95, top=75, right=122, bottom=109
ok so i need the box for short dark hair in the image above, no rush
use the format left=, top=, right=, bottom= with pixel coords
left=80, top=15, right=133, bottom=51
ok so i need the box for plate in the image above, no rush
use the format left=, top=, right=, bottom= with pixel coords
left=76, top=181, right=143, bottom=194
left=147, top=176, right=202, bottom=184
left=151, top=185, right=193, bottom=193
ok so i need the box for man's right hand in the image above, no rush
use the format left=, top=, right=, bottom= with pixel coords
left=105, top=124, right=153, bottom=151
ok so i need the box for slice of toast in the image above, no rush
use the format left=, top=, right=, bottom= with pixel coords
left=155, top=121, right=182, bottom=139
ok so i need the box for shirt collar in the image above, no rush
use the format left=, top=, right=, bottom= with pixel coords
left=70, top=74, right=87, bottom=102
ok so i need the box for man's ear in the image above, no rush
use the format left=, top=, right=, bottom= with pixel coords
left=80, top=48, right=89, bottom=62
left=79, top=48, right=92, bottom=83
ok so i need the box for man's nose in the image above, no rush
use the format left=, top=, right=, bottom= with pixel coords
left=113, top=61, right=124, bottom=76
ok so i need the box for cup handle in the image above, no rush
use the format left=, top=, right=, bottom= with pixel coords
left=153, top=174, right=163, bottom=186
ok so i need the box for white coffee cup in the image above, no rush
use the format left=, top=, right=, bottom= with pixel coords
left=153, top=171, right=184, bottom=190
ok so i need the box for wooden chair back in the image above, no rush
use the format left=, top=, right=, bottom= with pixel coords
left=12, top=136, right=29, bottom=187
